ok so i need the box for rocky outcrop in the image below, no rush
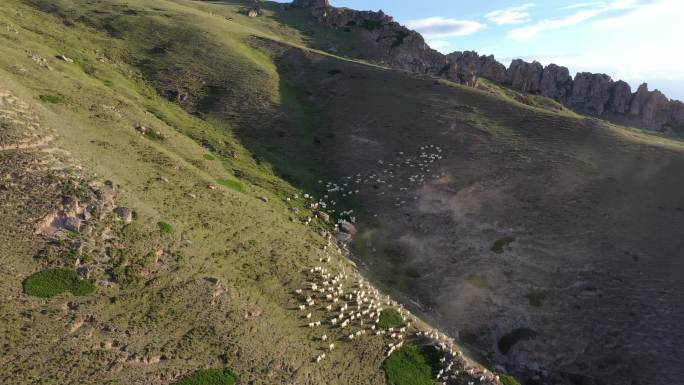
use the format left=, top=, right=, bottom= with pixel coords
left=567, top=72, right=614, bottom=115
left=291, top=1, right=445, bottom=74
left=291, top=0, right=329, bottom=8
left=291, top=0, right=684, bottom=134
left=540, top=64, right=573, bottom=101
left=444, top=51, right=507, bottom=87
left=507, top=59, right=543, bottom=94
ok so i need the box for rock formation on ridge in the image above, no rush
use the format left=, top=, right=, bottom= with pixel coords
left=291, top=0, right=684, bottom=134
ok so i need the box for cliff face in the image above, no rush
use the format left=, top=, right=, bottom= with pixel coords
left=292, top=1, right=445, bottom=74
left=290, top=0, right=684, bottom=134
left=439, top=51, right=683, bottom=133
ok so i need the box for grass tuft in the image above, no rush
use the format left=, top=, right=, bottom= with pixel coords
left=173, top=368, right=238, bottom=385
left=203, top=153, right=216, bottom=161
left=38, top=94, right=64, bottom=104
left=216, top=178, right=243, bottom=192
left=22, top=268, right=94, bottom=298
left=157, top=221, right=173, bottom=234
left=499, top=373, right=523, bottom=385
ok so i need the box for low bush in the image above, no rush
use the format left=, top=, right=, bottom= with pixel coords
left=384, top=345, right=443, bottom=385
left=499, top=373, right=523, bottom=385
left=378, top=308, right=404, bottom=329
left=22, top=268, right=94, bottom=298
left=39, top=94, right=64, bottom=104
left=491, top=236, right=515, bottom=253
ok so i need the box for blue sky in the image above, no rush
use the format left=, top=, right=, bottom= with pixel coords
left=314, top=0, right=684, bottom=100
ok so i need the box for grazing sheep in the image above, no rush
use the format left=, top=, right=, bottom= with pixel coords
left=321, top=334, right=328, bottom=341
left=306, top=313, right=312, bottom=319
left=329, top=343, right=335, bottom=351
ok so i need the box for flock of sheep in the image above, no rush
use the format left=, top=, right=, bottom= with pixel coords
left=286, top=229, right=501, bottom=384
left=292, top=145, right=448, bottom=227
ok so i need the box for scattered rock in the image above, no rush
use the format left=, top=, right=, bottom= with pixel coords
left=338, top=220, right=357, bottom=235
left=76, top=265, right=90, bottom=279
left=205, top=276, right=221, bottom=287
left=315, top=210, right=330, bottom=223
left=113, top=206, right=133, bottom=223
left=63, top=216, right=81, bottom=232
left=336, top=232, right=352, bottom=242
left=259, top=196, right=268, bottom=202
left=56, top=54, right=74, bottom=63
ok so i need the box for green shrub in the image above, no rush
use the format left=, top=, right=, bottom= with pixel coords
left=173, top=368, right=238, bottom=385
left=157, top=221, right=173, bottom=234
left=203, top=153, right=216, bottom=160
left=22, top=268, right=94, bottom=298
left=491, top=236, right=515, bottom=253
left=216, top=178, right=243, bottom=192
left=498, top=328, right=537, bottom=354
left=143, top=130, right=164, bottom=141
left=499, top=373, right=523, bottom=385
left=378, top=308, right=404, bottom=329
left=39, top=94, right=64, bottom=104
left=383, top=345, right=443, bottom=385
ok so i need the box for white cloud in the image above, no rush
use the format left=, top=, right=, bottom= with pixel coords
left=427, top=39, right=455, bottom=52
left=559, top=2, right=606, bottom=10
left=405, top=17, right=486, bottom=38
left=507, top=0, right=639, bottom=40
left=485, top=3, right=535, bottom=25
left=500, top=1, right=684, bottom=99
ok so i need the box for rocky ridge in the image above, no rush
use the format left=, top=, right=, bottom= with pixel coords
left=291, top=1, right=684, bottom=134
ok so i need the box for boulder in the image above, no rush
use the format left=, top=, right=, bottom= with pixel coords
left=113, top=206, right=134, bottom=223
left=336, top=232, right=352, bottom=242
left=57, top=54, right=74, bottom=63
left=315, top=210, right=330, bottom=223
left=338, top=220, right=357, bottom=235
left=77, top=265, right=90, bottom=279
left=64, top=217, right=82, bottom=233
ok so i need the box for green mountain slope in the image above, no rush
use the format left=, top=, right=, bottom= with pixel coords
left=1, top=1, right=683, bottom=385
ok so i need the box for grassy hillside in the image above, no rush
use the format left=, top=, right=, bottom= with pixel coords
left=1, top=1, right=683, bottom=385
